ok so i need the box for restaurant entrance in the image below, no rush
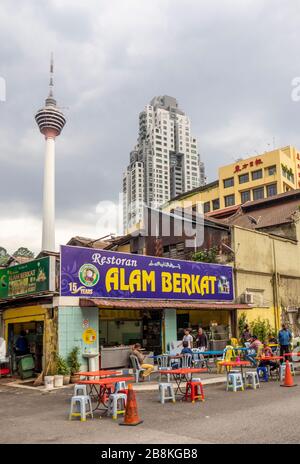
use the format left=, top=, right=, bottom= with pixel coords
left=99, top=309, right=162, bottom=354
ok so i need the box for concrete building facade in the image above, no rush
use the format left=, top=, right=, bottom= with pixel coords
left=163, top=145, right=300, bottom=218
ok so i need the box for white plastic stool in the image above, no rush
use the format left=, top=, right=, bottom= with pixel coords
left=69, top=395, right=93, bottom=421
left=108, top=393, right=127, bottom=420
left=227, top=372, right=244, bottom=392
left=158, top=382, right=176, bottom=404
left=245, top=371, right=260, bottom=389
left=191, top=377, right=202, bottom=383
left=114, top=381, right=127, bottom=393
left=280, top=362, right=295, bottom=381
left=74, top=384, right=88, bottom=396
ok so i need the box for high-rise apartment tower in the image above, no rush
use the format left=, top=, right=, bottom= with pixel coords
left=123, top=95, right=205, bottom=231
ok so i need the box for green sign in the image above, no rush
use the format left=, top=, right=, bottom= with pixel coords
left=0, top=257, right=55, bottom=299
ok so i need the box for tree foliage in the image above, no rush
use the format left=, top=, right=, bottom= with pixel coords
left=192, top=246, right=218, bottom=263
left=13, top=247, right=34, bottom=258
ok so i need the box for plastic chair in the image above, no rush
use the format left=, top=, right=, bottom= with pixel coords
left=157, top=355, right=172, bottom=382
left=230, top=338, right=238, bottom=347
left=185, top=381, right=205, bottom=402
left=181, top=354, right=192, bottom=368
left=226, top=372, right=244, bottom=392
left=69, top=395, right=93, bottom=421
left=130, top=355, right=150, bottom=383
left=108, top=393, right=127, bottom=420
left=245, top=371, right=260, bottom=389
left=158, top=383, right=176, bottom=404
left=217, top=346, right=235, bottom=373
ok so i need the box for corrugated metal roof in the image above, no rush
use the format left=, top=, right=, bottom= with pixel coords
left=80, top=298, right=252, bottom=310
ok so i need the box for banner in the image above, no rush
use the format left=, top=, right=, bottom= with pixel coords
left=0, top=257, right=55, bottom=299
left=60, top=245, right=234, bottom=301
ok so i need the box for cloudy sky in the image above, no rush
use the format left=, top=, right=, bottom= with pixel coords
left=1, top=0, right=300, bottom=254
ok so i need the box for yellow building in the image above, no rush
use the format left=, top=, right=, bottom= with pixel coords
left=163, top=145, right=300, bottom=215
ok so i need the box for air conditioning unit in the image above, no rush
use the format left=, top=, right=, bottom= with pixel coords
left=242, top=292, right=254, bottom=304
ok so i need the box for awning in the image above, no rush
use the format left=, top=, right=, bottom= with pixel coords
left=80, top=298, right=253, bottom=311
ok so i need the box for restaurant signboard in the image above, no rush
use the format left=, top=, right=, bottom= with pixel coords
left=0, top=257, right=56, bottom=299
left=60, top=245, right=234, bottom=301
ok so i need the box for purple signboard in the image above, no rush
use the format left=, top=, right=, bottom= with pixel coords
left=60, top=245, right=234, bottom=301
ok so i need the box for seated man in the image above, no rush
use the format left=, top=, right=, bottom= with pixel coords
left=131, top=343, right=154, bottom=381
left=245, top=336, right=263, bottom=367
left=171, top=341, right=193, bottom=369
left=259, top=342, right=278, bottom=373
left=181, top=340, right=193, bottom=355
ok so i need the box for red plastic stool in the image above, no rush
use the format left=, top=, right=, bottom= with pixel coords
left=185, top=381, right=205, bottom=403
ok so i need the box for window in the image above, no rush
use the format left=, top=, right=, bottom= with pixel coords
left=204, top=201, right=211, bottom=213
left=224, top=194, right=235, bottom=207
left=253, top=187, right=264, bottom=200
left=252, top=169, right=263, bottom=180
left=239, top=173, right=249, bottom=184
left=241, top=190, right=251, bottom=203
left=266, top=183, right=277, bottom=197
left=223, top=177, right=234, bottom=188
left=212, top=198, right=220, bottom=210
left=268, top=165, right=276, bottom=175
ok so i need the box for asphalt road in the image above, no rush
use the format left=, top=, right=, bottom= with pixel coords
left=0, top=380, right=300, bottom=444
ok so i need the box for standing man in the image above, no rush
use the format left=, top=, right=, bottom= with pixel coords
left=195, top=327, right=208, bottom=352
left=278, top=324, right=292, bottom=362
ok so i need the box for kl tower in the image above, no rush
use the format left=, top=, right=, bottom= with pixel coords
left=35, top=55, right=66, bottom=252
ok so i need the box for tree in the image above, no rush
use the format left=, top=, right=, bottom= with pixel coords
left=0, top=247, right=9, bottom=266
left=13, top=247, right=34, bottom=258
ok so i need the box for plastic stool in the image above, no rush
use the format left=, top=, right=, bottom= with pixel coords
left=69, top=395, right=93, bottom=421
left=245, top=371, right=260, bottom=389
left=257, top=366, right=269, bottom=382
left=158, top=382, right=176, bottom=404
left=114, top=381, right=128, bottom=395
left=280, top=362, right=295, bottom=381
left=185, top=381, right=205, bottom=402
left=74, top=384, right=88, bottom=396
left=227, top=372, right=244, bottom=392
left=108, top=393, right=127, bottom=420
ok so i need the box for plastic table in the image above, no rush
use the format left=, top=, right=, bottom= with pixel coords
left=218, top=361, right=251, bottom=380
left=158, top=367, right=208, bottom=397
left=78, top=376, right=133, bottom=413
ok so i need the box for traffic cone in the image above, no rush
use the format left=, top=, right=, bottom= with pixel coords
left=119, top=384, right=143, bottom=426
left=281, top=360, right=297, bottom=387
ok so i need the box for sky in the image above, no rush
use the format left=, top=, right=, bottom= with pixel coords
left=1, top=0, right=300, bottom=254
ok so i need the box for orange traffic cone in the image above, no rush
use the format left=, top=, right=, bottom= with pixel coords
left=119, top=384, right=143, bottom=426
left=281, top=360, right=297, bottom=387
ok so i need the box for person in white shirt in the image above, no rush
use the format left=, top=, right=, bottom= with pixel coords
left=178, top=328, right=194, bottom=349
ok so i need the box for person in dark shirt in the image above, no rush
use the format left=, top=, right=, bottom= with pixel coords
left=15, top=330, right=29, bottom=356
left=195, top=327, right=208, bottom=351
left=181, top=341, right=193, bottom=355
left=241, top=325, right=251, bottom=343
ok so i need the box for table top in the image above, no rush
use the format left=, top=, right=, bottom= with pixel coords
left=76, top=370, right=119, bottom=377
left=158, top=367, right=208, bottom=375
left=194, top=350, right=224, bottom=356
left=78, top=376, right=133, bottom=385
left=256, top=356, right=283, bottom=361
left=218, top=361, right=251, bottom=367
